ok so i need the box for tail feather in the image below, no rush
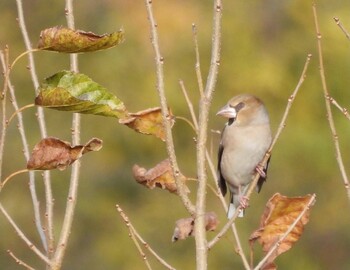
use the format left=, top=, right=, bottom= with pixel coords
left=227, top=202, right=244, bottom=218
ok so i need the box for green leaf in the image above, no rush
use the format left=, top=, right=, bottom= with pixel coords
left=35, top=71, right=128, bottom=118
left=37, top=26, right=124, bottom=53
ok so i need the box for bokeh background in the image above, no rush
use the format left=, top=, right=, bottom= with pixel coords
left=1, top=0, right=350, bottom=269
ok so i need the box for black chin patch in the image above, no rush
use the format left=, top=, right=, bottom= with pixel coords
left=228, top=118, right=235, bottom=126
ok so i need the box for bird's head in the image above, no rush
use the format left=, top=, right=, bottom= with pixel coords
left=216, top=94, right=269, bottom=126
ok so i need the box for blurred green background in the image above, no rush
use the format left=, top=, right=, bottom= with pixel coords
left=1, top=0, right=350, bottom=269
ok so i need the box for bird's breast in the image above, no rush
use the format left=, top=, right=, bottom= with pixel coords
left=220, top=124, right=271, bottom=189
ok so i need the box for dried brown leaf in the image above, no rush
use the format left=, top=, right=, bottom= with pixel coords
left=132, top=159, right=188, bottom=194
left=119, top=107, right=174, bottom=141
left=172, top=212, right=219, bottom=242
left=37, top=26, right=124, bottom=53
left=27, top=137, right=103, bottom=171
left=249, top=193, right=315, bottom=269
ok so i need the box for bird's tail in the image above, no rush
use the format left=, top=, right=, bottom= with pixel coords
left=227, top=195, right=244, bottom=218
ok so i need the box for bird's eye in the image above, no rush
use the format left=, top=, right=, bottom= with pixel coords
left=235, top=102, right=245, bottom=111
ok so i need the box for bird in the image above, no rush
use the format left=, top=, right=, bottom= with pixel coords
left=217, top=94, right=272, bottom=218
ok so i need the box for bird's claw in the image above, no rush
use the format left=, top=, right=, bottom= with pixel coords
left=239, top=196, right=249, bottom=209
left=255, top=164, right=266, bottom=178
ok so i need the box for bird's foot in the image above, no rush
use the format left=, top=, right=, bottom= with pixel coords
left=255, top=164, right=266, bottom=178
left=239, top=195, right=249, bottom=209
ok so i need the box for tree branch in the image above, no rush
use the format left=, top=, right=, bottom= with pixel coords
left=7, top=250, right=36, bottom=270
left=313, top=3, right=350, bottom=202
left=116, top=204, right=176, bottom=270
left=195, top=1, right=222, bottom=269
left=15, top=0, right=52, bottom=253
left=333, top=17, right=350, bottom=41
left=50, top=1, right=81, bottom=269
left=0, top=203, right=51, bottom=265
left=144, top=0, right=195, bottom=215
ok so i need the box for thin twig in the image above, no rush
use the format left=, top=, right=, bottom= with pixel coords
left=313, top=3, right=350, bottom=201
left=179, top=80, right=199, bottom=130
left=51, top=1, right=81, bottom=268
left=7, top=250, right=36, bottom=270
left=16, top=0, right=51, bottom=252
left=144, top=0, right=195, bottom=215
left=0, top=203, right=51, bottom=265
left=208, top=53, right=312, bottom=249
left=329, top=96, right=350, bottom=121
left=117, top=205, right=157, bottom=270
left=333, top=17, right=350, bottom=40
left=194, top=1, right=223, bottom=269
left=0, top=47, right=9, bottom=183
left=253, top=194, right=316, bottom=270
left=116, top=205, right=176, bottom=270
left=192, top=24, right=204, bottom=97
left=0, top=50, right=47, bottom=253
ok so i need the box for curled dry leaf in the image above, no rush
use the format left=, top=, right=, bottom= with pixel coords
left=38, top=26, right=124, bottom=53
left=119, top=107, right=174, bottom=141
left=249, top=193, right=315, bottom=270
left=27, top=137, right=103, bottom=171
left=35, top=70, right=128, bottom=119
left=172, top=212, right=218, bottom=242
left=132, top=159, right=188, bottom=194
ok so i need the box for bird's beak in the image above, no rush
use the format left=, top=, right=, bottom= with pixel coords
left=216, top=105, right=237, bottom=119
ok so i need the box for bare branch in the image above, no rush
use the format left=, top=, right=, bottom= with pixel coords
left=195, top=1, right=222, bottom=269
left=16, top=0, right=52, bottom=252
left=7, top=250, right=36, bottom=270
left=116, top=205, right=176, bottom=270
left=313, top=3, right=350, bottom=201
left=333, top=17, right=350, bottom=40
left=51, top=1, right=82, bottom=268
left=144, top=0, right=195, bottom=215
left=179, top=80, right=199, bottom=130
left=192, top=24, right=204, bottom=97
left=329, top=96, right=350, bottom=121
left=0, top=203, right=51, bottom=265
left=0, top=47, right=10, bottom=182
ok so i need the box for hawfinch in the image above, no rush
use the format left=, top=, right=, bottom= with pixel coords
left=217, top=94, right=272, bottom=218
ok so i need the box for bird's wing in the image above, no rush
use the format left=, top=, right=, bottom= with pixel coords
left=217, top=140, right=227, bottom=196
left=256, top=156, right=271, bottom=193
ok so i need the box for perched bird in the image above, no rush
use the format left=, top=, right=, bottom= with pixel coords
left=217, top=94, right=272, bottom=218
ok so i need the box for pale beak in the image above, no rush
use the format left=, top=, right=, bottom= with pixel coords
left=216, top=105, right=237, bottom=119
